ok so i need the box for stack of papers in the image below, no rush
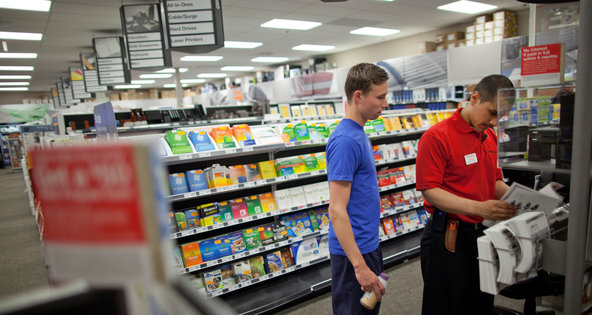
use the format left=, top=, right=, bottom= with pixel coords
left=484, top=222, right=519, bottom=285
left=506, top=211, right=549, bottom=273
left=477, top=235, right=507, bottom=295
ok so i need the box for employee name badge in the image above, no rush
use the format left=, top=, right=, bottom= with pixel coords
left=464, top=153, right=478, bottom=165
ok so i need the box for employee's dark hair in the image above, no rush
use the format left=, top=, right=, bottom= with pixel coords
left=473, top=74, right=515, bottom=105
left=345, top=63, right=389, bottom=103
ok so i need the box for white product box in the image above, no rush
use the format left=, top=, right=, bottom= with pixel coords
left=485, top=21, right=494, bottom=30
left=289, top=187, right=307, bottom=208
left=275, top=188, right=293, bottom=209
left=302, top=183, right=318, bottom=204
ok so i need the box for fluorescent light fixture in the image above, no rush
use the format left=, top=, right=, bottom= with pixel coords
left=0, top=0, right=52, bottom=12
left=197, top=73, right=226, bottom=78
left=0, top=81, right=29, bottom=86
left=251, top=57, right=289, bottom=63
left=0, top=87, right=28, bottom=91
left=163, top=83, right=189, bottom=88
left=261, top=19, right=321, bottom=30
left=114, top=85, right=142, bottom=89
left=131, top=80, right=155, bottom=84
left=180, top=79, right=206, bottom=84
left=155, top=68, right=188, bottom=73
left=0, top=75, right=31, bottom=79
left=437, top=0, right=497, bottom=14
left=350, top=27, right=400, bottom=36
left=139, top=73, right=172, bottom=79
left=224, top=41, right=262, bottom=49
left=292, top=44, right=335, bottom=52
left=0, top=52, right=37, bottom=59
left=221, top=66, right=254, bottom=71
left=0, top=66, right=34, bottom=71
left=180, top=55, right=223, bottom=62
left=0, top=31, right=43, bottom=41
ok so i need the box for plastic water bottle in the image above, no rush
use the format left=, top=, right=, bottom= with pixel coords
left=360, top=273, right=388, bottom=310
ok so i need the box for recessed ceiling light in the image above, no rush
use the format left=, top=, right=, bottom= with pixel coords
left=155, top=68, right=188, bottom=73
left=0, top=82, right=29, bottom=86
left=0, top=53, right=37, bottom=59
left=180, top=79, right=206, bottom=84
left=350, top=27, right=400, bottom=36
left=437, top=1, right=497, bottom=14
left=0, top=75, right=31, bottom=79
left=221, top=66, right=254, bottom=71
left=179, top=68, right=188, bottom=73
left=163, top=83, right=189, bottom=88
left=0, top=31, right=43, bottom=41
left=224, top=41, right=262, bottom=49
left=131, top=80, right=155, bottom=84
left=261, top=19, right=321, bottom=30
left=197, top=73, right=227, bottom=78
left=180, top=55, right=223, bottom=62
left=0, top=0, right=52, bottom=12
left=292, top=44, right=335, bottom=52
left=0, top=66, right=34, bottom=71
left=139, top=73, right=172, bottom=79
left=0, top=87, right=28, bottom=91
left=251, top=57, right=289, bottom=63
left=114, top=85, right=142, bottom=89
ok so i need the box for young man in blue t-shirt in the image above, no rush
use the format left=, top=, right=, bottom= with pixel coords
left=327, top=63, right=390, bottom=314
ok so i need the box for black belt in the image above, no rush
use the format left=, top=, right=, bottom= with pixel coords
left=457, top=220, right=485, bottom=231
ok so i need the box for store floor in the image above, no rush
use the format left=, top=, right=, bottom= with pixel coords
left=0, top=167, right=565, bottom=314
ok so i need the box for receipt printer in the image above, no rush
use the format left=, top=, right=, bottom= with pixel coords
left=528, top=128, right=558, bottom=162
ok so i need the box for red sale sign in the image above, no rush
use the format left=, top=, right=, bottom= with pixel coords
left=521, top=43, right=564, bottom=86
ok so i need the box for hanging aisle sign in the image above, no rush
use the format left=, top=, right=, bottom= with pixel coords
left=93, top=37, right=131, bottom=85
left=51, top=88, right=60, bottom=109
left=69, top=66, right=92, bottom=99
left=80, top=53, right=108, bottom=93
left=62, top=75, right=79, bottom=105
left=56, top=81, right=66, bottom=107
left=163, top=0, right=224, bottom=53
left=120, top=3, right=171, bottom=69
left=521, top=43, right=565, bottom=87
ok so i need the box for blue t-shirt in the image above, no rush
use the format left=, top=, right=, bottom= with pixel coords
left=326, top=119, right=380, bottom=256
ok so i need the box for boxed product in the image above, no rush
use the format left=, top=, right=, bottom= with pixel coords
left=209, top=126, right=237, bottom=149
left=244, top=163, right=262, bottom=181
left=186, top=170, right=208, bottom=191
left=198, top=203, right=221, bottom=226
left=447, top=31, right=464, bottom=41
left=278, top=103, right=291, bottom=118
left=168, top=212, right=177, bottom=232
left=408, top=211, right=421, bottom=228
left=258, top=224, right=275, bottom=245
left=199, top=238, right=221, bottom=262
left=184, top=208, right=200, bottom=228
left=303, top=154, right=319, bottom=172
left=308, top=104, right=318, bottom=117
left=205, top=164, right=231, bottom=188
left=414, top=188, right=424, bottom=203
left=315, top=152, right=327, bottom=169
left=251, top=126, right=283, bottom=145
left=274, top=188, right=293, bottom=210
left=418, top=41, right=436, bottom=54
left=280, top=248, right=294, bottom=269
left=217, top=201, right=233, bottom=222
left=169, top=173, right=189, bottom=195
left=316, top=124, right=329, bottom=138
left=403, top=189, right=417, bottom=205
left=391, top=192, right=407, bottom=208
left=265, top=250, right=284, bottom=273
left=230, top=198, right=249, bottom=219
left=228, top=165, right=247, bottom=184
left=232, top=124, right=257, bottom=147
left=317, top=235, right=329, bottom=257
left=227, top=231, right=246, bottom=254
left=394, top=216, right=404, bottom=232
left=245, top=195, right=263, bottom=216
left=202, top=269, right=223, bottom=293
left=188, top=274, right=206, bottom=296
left=289, top=187, right=307, bottom=208
left=417, top=208, right=429, bottom=225
left=307, top=123, right=320, bottom=140
left=257, top=160, right=277, bottom=179
left=173, top=247, right=184, bottom=270
left=281, top=124, right=297, bottom=143
left=233, top=260, right=252, bottom=283
left=300, top=104, right=310, bottom=117
left=216, top=234, right=233, bottom=258
left=175, top=211, right=188, bottom=230
left=275, top=156, right=306, bottom=176
left=165, top=130, right=194, bottom=154
left=310, top=207, right=330, bottom=231
left=220, top=263, right=236, bottom=288
left=294, top=121, right=310, bottom=141
left=381, top=195, right=393, bottom=212
left=302, top=183, right=317, bottom=205
left=382, top=217, right=396, bottom=235
left=435, top=33, right=447, bottom=44
left=248, top=256, right=267, bottom=279
left=188, top=130, right=216, bottom=152
left=316, top=104, right=327, bottom=116
left=400, top=213, right=413, bottom=231
left=243, top=227, right=263, bottom=250
left=181, top=241, right=202, bottom=267
left=291, top=238, right=321, bottom=265
left=258, top=192, right=277, bottom=213
left=290, top=105, right=302, bottom=118
left=281, top=211, right=314, bottom=237
left=273, top=223, right=289, bottom=242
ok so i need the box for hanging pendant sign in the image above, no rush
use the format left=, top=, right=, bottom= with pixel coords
left=51, top=88, right=60, bottom=109
left=69, top=66, right=92, bottom=99
left=56, top=81, right=66, bottom=108
left=163, top=0, right=224, bottom=53
left=93, top=37, right=131, bottom=85
left=80, top=53, right=109, bottom=92
left=62, top=75, right=79, bottom=105
left=120, top=3, right=171, bottom=69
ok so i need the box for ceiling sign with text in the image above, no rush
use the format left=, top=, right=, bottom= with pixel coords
left=120, top=3, right=171, bottom=69
left=93, top=37, right=131, bottom=85
left=80, top=53, right=109, bottom=93
left=69, top=66, right=92, bottom=99
left=521, top=43, right=564, bottom=87
left=163, top=0, right=224, bottom=53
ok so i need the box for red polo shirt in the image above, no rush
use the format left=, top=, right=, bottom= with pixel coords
left=416, top=108, right=503, bottom=223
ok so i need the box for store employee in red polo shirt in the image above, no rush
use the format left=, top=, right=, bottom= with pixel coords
left=416, top=74, right=517, bottom=315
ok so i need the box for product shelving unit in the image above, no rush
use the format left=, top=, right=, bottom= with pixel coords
left=164, top=111, right=436, bottom=314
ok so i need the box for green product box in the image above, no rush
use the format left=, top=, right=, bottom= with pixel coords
left=303, top=155, right=319, bottom=172
left=165, top=130, right=193, bottom=154
left=245, top=195, right=263, bottom=215
left=248, top=256, right=267, bottom=279
left=217, top=201, right=233, bottom=222
left=243, top=227, right=262, bottom=250
left=372, top=117, right=386, bottom=132
left=258, top=224, right=275, bottom=245
left=328, top=121, right=340, bottom=134
left=294, top=121, right=310, bottom=141
left=175, top=211, right=188, bottom=230
left=317, top=124, right=329, bottom=138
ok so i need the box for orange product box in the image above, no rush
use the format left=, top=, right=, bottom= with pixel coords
left=258, top=193, right=277, bottom=212
left=389, top=117, right=403, bottom=130
left=181, top=241, right=203, bottom=267
left=210, top=126, right=237, bottom=149
left=382, top=218, right=396, bottom=235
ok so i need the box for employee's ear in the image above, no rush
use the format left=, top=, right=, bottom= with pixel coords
left=353, top=90, right=362, bottom=102
left=470, top=90, right=481, bottom=105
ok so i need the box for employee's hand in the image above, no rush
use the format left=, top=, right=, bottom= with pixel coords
left=476, top=200, right=517, bottom=220
left=355, top=265, right=385, bottom=301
